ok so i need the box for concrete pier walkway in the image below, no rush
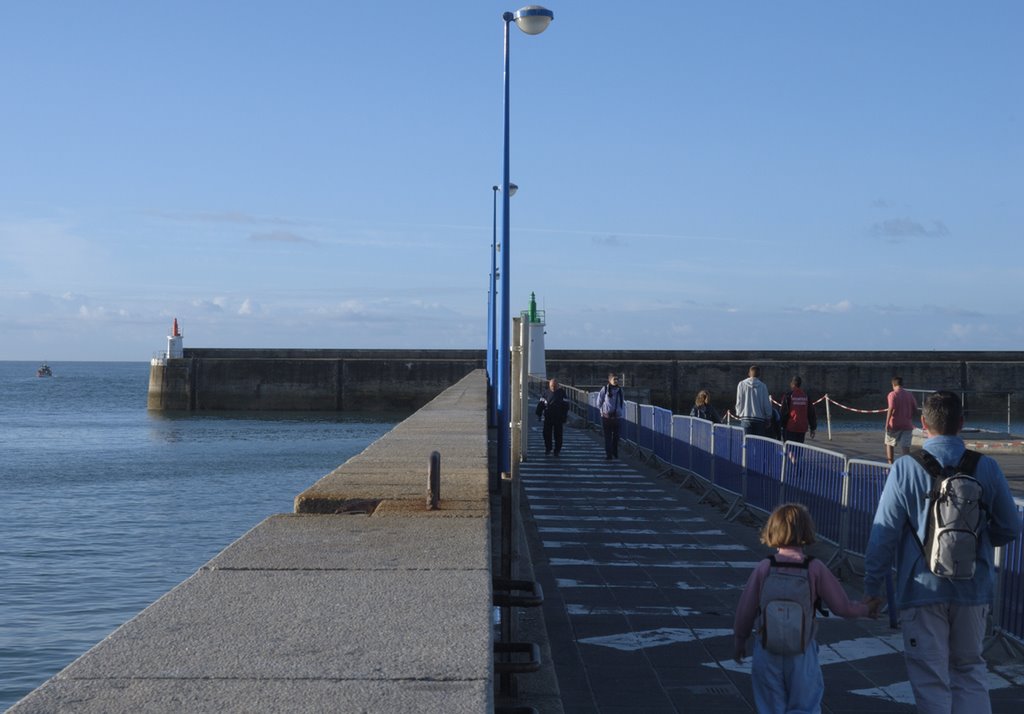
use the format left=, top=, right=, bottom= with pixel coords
left=10, top=373, right=493, bottom=713
left=519, top=417, right=1024, bottom=713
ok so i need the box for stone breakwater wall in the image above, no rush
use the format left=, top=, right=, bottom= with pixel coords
left=147, top=348, right=484, bottom=411
left=147, top=348, right=1024, bottom=418
left=544, top=349, right=1024, bottom=417
left=13, top=371, right=492, bottom=713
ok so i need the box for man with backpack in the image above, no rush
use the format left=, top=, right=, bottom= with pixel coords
left=597, top=372, right=625, bottom=459
left=863, top=391, right=1021, bottom=713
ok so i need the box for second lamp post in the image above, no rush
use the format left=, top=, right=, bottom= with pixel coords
left=495, top=5, right=554, bottom=478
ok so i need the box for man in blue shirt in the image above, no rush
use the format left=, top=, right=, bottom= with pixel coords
left=864, top=391, right=1021, bottom=713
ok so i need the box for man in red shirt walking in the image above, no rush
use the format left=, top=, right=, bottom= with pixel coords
left=884, top=376, right=919, bottom=463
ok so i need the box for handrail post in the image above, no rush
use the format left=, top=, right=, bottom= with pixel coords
left=510, top=317, right=522, bottom=468
left=426, top=451, right=441, bottom=510
left=519, top=317, right=530, bottom=461
left=499, top=472, right=514, bottom=694
left=825, top=395, right=833, bottom=441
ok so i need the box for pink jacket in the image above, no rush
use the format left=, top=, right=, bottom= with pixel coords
left=734, top=546, right=869, bottom=648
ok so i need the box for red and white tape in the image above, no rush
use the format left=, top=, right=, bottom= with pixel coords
left=824, top=395, right=886, bottom=415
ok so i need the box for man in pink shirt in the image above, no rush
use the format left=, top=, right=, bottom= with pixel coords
left=884, top=376, right=918, bottom=463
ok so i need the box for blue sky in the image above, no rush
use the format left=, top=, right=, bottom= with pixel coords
left=1, top=2, right=1021, bottom=361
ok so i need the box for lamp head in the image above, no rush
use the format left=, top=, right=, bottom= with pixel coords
left=513, top=5, right=553, bottom=35
left=508, top=183, right=518, bottom=196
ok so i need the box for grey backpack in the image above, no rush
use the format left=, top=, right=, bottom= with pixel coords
left=757, top=556, right=818, bottom=655
left=912, top=449, right=985, bottom=580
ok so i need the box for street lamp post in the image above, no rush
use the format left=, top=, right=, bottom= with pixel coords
left=487, top=185, right=498, bottom=428
left=496, top=6, right=553, bottom=477
left=488, top=183, right=516, bottom=429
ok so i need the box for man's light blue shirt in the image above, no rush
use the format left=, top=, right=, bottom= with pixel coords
left=863, top=435, right=1021, bottom=610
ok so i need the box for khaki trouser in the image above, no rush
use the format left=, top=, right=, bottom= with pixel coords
left=899, top=603, right=990, bottom=714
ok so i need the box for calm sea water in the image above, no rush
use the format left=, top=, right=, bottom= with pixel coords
left=0, top=362, right=398, bottom=711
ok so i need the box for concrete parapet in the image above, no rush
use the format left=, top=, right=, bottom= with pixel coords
left=543, top=349, right=1024, bottom=416
left=148, top=351, right=485, bottom=412
left=148, top=349, right=1024, bottom=419
left=13, top=371, right=492, bottom=713
left=295, top=372, right=489, bottom=516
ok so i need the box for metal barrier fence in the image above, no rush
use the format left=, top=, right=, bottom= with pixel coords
left=993, top=506, right=1024, bottom=657
left=638, top=405, right=655, bottom=456
left=564, top=388, right=1024, bottom=654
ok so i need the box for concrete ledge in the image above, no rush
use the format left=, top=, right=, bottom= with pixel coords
left=206, top=514, right=490, bottom=571
left=295, top=373, right=488, bottom=515
left=10, top=680, right=489, bottom=714
left=13, top=371, right=493, bottom=713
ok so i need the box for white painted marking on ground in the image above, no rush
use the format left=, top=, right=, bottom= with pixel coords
left=543, top=541, right=748, bottom=551
left=549, top=557, right=760, bottom=569
left=525, top=487, right=664, bottom=494
left=536, top=524, right=720, bottom=536
left=710, top=635, right=905, bottom=675
left=819, top=634, right=903, bottom=663
left=847, top=681, right=912, bottom=705
left=523, top=475, right=646, bottom=481
left=531, top=505, right=686, bottom=512
left=580, top=627, right=734, bottom=651
left=994, top=662, right=1024, bottom=686
left=535, top=514, right=708, bottom=524
left=849, top=671, right=1011, bottom=704
left=535, top=515, right=648, bottom=523
left=566, top=604, right=701, bottom=617
left=526, top=496, right=677, bottom=502
left=676, top=581, right=743, bottom=591
left=537, top=527, right=718, bottom=536
left=676, top=529, right=724, bottom=536
left=556, top=578, right=656, bottom=589
left=539, top=527, right=659, bottom=535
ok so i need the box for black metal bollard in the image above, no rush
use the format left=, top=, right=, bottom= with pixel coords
left=427, top=450, right=441, bottom=510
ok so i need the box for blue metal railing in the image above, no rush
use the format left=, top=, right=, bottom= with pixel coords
left=565, top=387, right=1024, bottom=652
left=638, top=404, right=655, bottom=455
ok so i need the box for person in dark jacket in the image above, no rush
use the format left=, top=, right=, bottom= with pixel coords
left=536, top=377, right=569, bottom=455
left=689, top=389, right=721, bottom=423
left=779, top=376, right=817, bottom=443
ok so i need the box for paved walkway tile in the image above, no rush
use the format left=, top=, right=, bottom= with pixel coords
left=519, top=418, right=1024, bottom=713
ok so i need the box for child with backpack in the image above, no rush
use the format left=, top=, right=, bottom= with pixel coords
left=733, top=503, right=875, bottom=713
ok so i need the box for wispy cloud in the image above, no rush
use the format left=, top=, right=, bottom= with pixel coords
left=803, top=299, right=852, bottom=314
left=147, top=210, right=304, bottom=227
left=191, top=297, right=228, bottom=313
left=592, top=234, right=624, bottom=247
left=869, top=217, right=950, bottom=243
left=946, top=322, right=994, bottom=341
left=249, top=230, right=316, bottom=245
left=78, top=304, right=131, bottom=320
left=524, top=226, right=745, bottom=244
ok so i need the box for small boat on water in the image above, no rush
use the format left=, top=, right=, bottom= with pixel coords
left=37, top=363, right=53, bottom=378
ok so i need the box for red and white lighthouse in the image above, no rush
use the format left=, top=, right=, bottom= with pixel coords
left=166, top=318, right=184, bottom=359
